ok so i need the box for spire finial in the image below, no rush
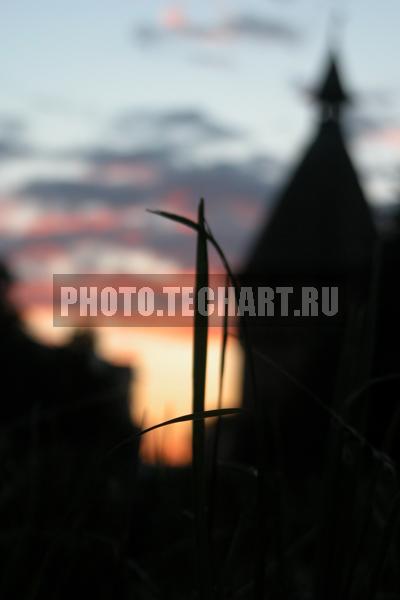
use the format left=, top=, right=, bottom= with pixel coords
left=314, top=53, right=351, bottom=121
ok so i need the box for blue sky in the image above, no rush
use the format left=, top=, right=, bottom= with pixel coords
left=1, top=1, right=397, bottom=139
left=0, top=0, right=399, bottom=285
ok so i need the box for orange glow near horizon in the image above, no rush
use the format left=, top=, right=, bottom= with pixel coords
left=22, top=306, right=243, bottom=465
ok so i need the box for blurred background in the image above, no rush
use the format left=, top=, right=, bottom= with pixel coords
left=0, top=0, right=399, bottom=463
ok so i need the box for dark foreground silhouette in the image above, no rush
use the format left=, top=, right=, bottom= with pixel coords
left=0, top=264, right=138, bottom=598
left=1, top=54, right=400, bottom=600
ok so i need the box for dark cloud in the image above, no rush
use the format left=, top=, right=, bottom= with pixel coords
left=18, top=153, right=278, bottom=268
left=14, top=107, right=282, bottom=270
left=22, top=180, right=154, bottom=206
left=344, top=110, right=398, bottom=140
left=292, top=80, right=399, bottom=141
left=112, top=108, right=243, bottom=145
left=293, top=79, right=400, bottom=143
left=0, top=140, right=26, bottom=161
left=0, top=114, right=31, bottom=161
left=158, top=109, right=242, bottom=139
left=21, top=108, right=240, bottom=168
left=160, top=161, right=273, bottom=201
left=20, top=108, right=251, bottom=207
left=135, top=13, right=302, bottom=46
left=356, top=88, right=397, bottom=108
left=227, top=14, right=301, bottom=43
left=0, top=115, right=25, bottom=138
left=20, top=153, right=276, bottom=212
left=85, top=146, right=174, bottom=169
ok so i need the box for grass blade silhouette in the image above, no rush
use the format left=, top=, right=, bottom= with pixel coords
left=209, top=273, right=229, bottom=544
left=108, top=408, right=244, bottom=455
left=149, top=204, right=267, bottom=598
left=365, top=492, right=400, bottom=600
left=192, top=198, right=211, bottom=599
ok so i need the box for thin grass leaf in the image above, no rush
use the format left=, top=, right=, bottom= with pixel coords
left=314, top=241, right=382, bottom=600
left=148, top=210, right=236, bottom=297
left=382, top=391, right=400, bottom=456
left=344, top=372, right=400, bottom=412
left=209, top=273, right=229, bottom=544
left=217, top=506, right=254, bottom=598
left=147, top=209, right=202, bottom=234
left=232, top=527, right=315, bottom=599
left=149, top=206, right=269, bottom=598
left=192, top=198, right=211, bottom=599
left=237, top=337, right=395, bottom=472
left=342, top=460, right=382, bottom=599
left=107, top=408, right=244, bottom=456
left=125, top=558, right=161, bottom=600
left=204, top=220, right=271, bottom=599
left=365, top=492, right=400, bottom=600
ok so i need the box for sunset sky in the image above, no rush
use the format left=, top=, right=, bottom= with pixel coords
left=1, top=0, right=399, bottom=461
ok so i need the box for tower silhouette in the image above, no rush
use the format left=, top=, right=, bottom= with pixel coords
left=237, top=54, right=377, bottom=473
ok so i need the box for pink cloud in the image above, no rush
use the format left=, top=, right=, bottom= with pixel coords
left=89, top=162, right=161, bottom=186
left=160, top=5, right=187, bottom=31
left=376, top=127, right=400, bottom=146
left=231, top=198, right=265, bottom=227
left=26, top=208, right=121, bottom=237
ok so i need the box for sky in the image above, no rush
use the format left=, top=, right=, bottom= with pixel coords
left=0, top=0, right=399, bottom=461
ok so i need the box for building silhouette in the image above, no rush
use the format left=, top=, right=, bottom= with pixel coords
left=0, top=264, right=138, bottom=598
left=237, top=54, right=381, bottom=474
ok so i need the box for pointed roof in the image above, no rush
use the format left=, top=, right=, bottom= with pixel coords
left=244, top=55, right=376, bottom=276
left=314, top=54, right=350, bottom=107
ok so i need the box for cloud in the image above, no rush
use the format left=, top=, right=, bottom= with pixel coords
left=0, top=141, right=26, bottom=161
left=227, top=14, right=301, bottom=43
left=157, top=109, right=242, bottom=139
left=370, top=127, right=400, bottom=147
left=344, top=112, right=388, bottom=139
left=344, top=109, right=400, bottom=141
left=16, top=154, right=278, bottom=270
left=135, top=11, right=302, bottom=47
left=19, top=153, right=276, bottom=230
left=356, top=88, right=397, bottom=108
left=4, top=107, right=281, bottom=279
left=0, top=116, right=25, bottom=138
left=22, top=180, right=155, bottom=207
left=0, top=114, right=31, bottom=161
left=111, top=108, right=243, bottom=146
left=160, top=5, right=187, bottom=30
left=292, top=83, right=399, bottom=143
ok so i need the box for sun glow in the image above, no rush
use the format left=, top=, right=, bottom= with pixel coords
left=23, top=307, right=243, bottom=465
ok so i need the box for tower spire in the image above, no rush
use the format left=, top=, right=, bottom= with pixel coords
left=314, top=54, right=350, bottom=121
